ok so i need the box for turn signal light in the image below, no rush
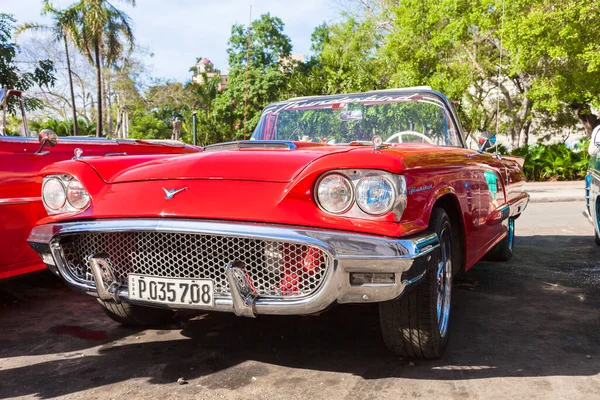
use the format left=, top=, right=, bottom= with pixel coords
left=350, top=273, right=395, bottom=285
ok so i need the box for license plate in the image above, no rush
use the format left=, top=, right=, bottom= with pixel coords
left=128, top=275, right=214, bottom=307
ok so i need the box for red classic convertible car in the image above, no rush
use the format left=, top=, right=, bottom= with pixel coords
left=28, top=88, right=528, bottom=358
left=0, top=88, right=199, bottom=280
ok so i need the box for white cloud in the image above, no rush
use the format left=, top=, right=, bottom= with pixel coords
left=3, top=0, right=340, bottom=81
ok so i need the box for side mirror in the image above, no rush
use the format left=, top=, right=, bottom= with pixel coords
left=35, top=129, right=58, bottom=155
left=478, top=131, right=497, bottom=153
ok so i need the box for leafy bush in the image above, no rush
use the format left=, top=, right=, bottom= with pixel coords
left=28, top=118, right=96, bottom=136
left=128, top=110, right=173, bottom=140
left=511, top=143, right=589, bottom=181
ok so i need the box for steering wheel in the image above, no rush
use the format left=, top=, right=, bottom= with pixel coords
left=385, top=131, right=433, bottom=144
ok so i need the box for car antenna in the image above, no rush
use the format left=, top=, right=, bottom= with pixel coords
left=494, top=0, right=506, bottom=157
left=243, top=5, right=252, bottom=141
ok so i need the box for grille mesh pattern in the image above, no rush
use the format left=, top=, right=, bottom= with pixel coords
left=59, top=232, right=330, bottom=297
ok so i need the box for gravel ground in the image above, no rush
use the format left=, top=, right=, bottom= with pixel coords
left=1, top=201, right=599, bottom=400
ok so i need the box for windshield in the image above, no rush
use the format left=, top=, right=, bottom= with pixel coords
left=251, top=93, right=463, bottom=147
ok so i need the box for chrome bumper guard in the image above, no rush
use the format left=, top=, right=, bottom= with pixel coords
left=28, top=219, right=439, bottom=317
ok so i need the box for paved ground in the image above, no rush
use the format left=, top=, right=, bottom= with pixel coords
left=525, top=180, right=585, bottom=203
left=1, top=201, right=599, bottom=400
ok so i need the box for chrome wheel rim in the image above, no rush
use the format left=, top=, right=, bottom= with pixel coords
left=436, top=226, right=452, bottom=338
left=508, top=218, right=515, bottom=250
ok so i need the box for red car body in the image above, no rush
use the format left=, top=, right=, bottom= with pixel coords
left=0, top=89, right=199, bottom=280
left=34, top=142, right=526, bottom=268
left=28, top=88, right=529, bottom=358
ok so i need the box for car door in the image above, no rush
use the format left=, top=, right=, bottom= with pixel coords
left=470, top=152, right=509, bottom=255
left=0, top=136, right=120, bottom=279
left=0, top=136, right=53, bottom=278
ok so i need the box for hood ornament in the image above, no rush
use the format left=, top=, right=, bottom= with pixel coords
left=162, top=187, right=188, bottom=199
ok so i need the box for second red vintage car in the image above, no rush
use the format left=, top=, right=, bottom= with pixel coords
left=28, top=88, right=528, bottom=358
left=0, top=88, right=199, bottom=280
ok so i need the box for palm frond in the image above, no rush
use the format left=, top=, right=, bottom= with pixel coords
left=15, top=22, right=50, bottom=36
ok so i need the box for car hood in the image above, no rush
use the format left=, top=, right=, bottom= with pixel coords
left=79, top=143, right=354, bottom=184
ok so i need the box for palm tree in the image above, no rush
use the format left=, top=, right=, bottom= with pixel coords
left=70, top=0, right=135, bottom=137
left=17, top=1, right=80, bottom=135
left=193, top=74, right=220, bottom=145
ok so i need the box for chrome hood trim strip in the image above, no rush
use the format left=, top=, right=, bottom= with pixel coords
left=0, top=196, right=41, bottom=205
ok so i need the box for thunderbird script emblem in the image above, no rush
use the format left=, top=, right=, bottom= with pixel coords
left=162, top=187, right=188, bottom=200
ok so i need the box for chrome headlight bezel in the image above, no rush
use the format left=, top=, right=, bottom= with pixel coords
left=42, top=174, right=91, bottom=215
left=314, top=169, right=407, bottom=219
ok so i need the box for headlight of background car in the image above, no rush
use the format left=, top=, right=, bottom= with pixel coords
left=42, top=175, right=91, bottom=214
left=316, top=173, right=354, bottom=214
left=41, top=178, right=66, bottom=211
left=355, top=175, right=395, bottom=215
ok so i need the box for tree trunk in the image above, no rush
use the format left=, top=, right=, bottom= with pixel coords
left=124, top=111, right=129, bottom=138
left=516, top=98, right=533, bottom=147
left=521, top=119, right=532, bottom=147
left=570, top=102, right=599, bottom=137
left=94, top=41, right=103, bottom=137
left=63, top=36, right=79, bottom=136
left=105, top=70, right=113, bottom=137
left=114, top=109, right=122, bottom=139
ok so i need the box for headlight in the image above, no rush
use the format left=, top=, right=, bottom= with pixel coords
left=42, top=178, right=66, bottom=211
left=314, top=169, right=406, bottom=218
left=42, top=175, right=90, bottom=214
left=316, top=173, right=354, bottom=214
left=66, top=180, right=91, bottom=209
left=355, top=175, right=395, bottom=215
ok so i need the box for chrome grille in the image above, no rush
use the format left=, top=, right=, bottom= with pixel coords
left=59, top=232, right=330, bottom=297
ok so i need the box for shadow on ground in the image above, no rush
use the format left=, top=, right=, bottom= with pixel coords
left=0, top=235, right=599, bottom=398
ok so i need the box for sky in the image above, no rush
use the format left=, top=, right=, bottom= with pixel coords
left=2, top=0, right=341, bottom=82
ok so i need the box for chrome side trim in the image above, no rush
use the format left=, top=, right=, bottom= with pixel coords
left=508, top=192, right=529, bottom=217
left=498, top=204, right=510, bottom=221
left=0, top=196, right=41, bottom=205
left=29, top=219, right=440, bottom=315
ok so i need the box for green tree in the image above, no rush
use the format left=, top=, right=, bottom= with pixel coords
left=17, top=1, right=81, bottom=135
left=328, top=0, right=600, bottom=145
left=128, top=109, right=171, bottom=140
left=288, top=19, right=385, bottom=98
left=0, top=13, right=55, bottom=114
left=69, top=0, right=135, bottom=137
left=318, top=17, right=385, bottom=94
left=227, top=13, right=291, bottom=70
left=214, top=13, right=293, bottom=140
left=185, top=67, right=220, bottom=145
left=127, top=81, right=194, bottom=142
left=507, top=0, right=600, bottom=137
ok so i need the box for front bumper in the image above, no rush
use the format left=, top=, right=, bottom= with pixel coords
left=28, top=219, right=439, bottom=317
